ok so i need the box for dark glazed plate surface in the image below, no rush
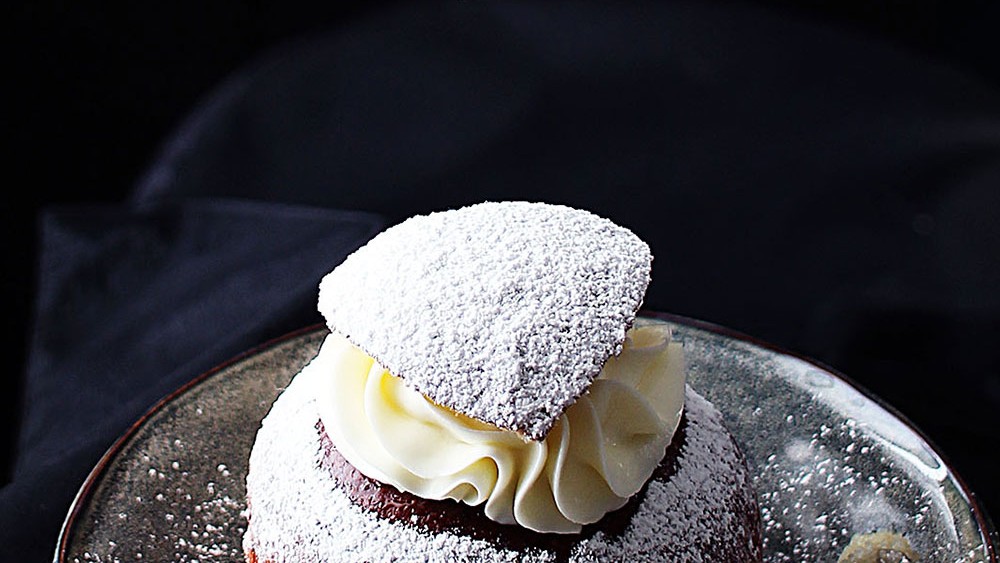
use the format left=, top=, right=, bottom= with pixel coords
left=56, top=315, right=996, bottom=562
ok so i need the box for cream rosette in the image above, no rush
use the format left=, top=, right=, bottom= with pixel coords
left=312, top=319, right=685, bottom=533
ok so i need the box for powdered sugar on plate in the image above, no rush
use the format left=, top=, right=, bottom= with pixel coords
left=60, top=323, right=994, bottom=563
left=317, top=201, right=651, bottom=440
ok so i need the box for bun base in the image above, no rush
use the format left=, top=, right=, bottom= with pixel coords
left=243, top=370, right=763, bottom=562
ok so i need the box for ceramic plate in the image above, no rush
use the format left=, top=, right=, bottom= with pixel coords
left=56, top=314, right=997, bottom=562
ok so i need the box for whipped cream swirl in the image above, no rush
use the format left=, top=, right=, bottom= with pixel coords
left=313, top=319, right=685, bottom=534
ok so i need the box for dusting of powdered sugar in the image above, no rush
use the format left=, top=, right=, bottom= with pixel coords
left=316, top=201, right=651, bottom=440
left=242, top=362, right=759, bottom=562
left=71, top=438, right=247, bottom=563
left=243, top=363, right=550, bottom=563
left=572, top=388, right=761, bottom=562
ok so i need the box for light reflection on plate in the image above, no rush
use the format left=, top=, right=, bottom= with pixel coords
left=56, top=315, right=996, bottom=562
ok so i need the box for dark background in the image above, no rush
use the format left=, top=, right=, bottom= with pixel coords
left=5, top=2, right=385, bottom=479
left=6, top=0, right=999, bottom=545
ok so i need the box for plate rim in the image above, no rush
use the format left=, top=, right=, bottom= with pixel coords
left=54, top=312, right=998, bottom=562
left=642, top=312, right=998, bottom=560
left=53, top=323, right=325, bottom=563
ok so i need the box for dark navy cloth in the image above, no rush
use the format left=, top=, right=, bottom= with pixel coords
left=3, top=200, right=383, bottom=560
left=4, top=2, right=999, bottom=560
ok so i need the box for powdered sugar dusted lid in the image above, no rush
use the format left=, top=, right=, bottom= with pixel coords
left=317, top=201, right=652, bottom=440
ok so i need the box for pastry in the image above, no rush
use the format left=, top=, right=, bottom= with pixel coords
left=242, top=201, right=763, bottom=562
